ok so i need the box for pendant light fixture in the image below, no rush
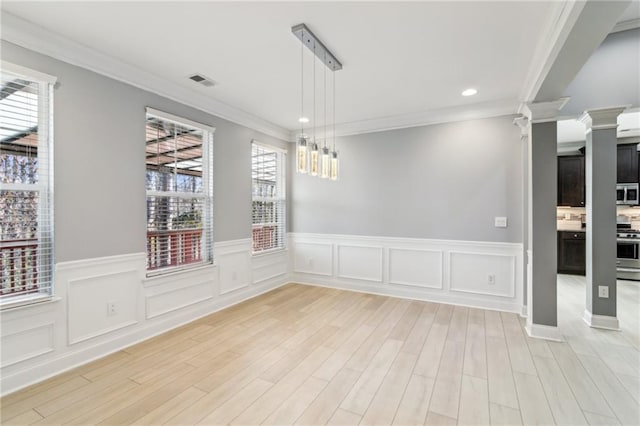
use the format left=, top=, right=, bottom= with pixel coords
left=292, top=23, right=342, bottom=180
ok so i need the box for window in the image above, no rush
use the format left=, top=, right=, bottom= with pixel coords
left=145, top=108, right=214, bottom=274
left=0, top=64, right=55, bottom=305
left=252, top=141, right=286, bottom=253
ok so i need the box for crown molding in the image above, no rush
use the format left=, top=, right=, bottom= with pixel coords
left=611, top=18, right=640, bottom=34
left=288, top=98, right=519, bottom=141
left=0, top=12, right=291, bottom=142
left=518, top=1, right=587, bottom=105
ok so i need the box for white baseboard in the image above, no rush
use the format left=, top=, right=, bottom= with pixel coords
left=525, top=322, right=563, bottom=342
left=520, top=304, right=528, bottom=318
left=583, top=310, right=620, bottom=331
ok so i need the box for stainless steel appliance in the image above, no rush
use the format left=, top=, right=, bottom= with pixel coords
left=617, top=227, right=640, bottom=280
left=616, top=183, right=639, bottom=205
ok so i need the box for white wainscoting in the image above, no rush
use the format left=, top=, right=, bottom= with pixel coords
left=290, top=233, right=524, bottom=313
left=0, top=239, right=289, bottom=396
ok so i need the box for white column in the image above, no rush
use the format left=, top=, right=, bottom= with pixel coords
left=521, top=97, right=569, bottom=341
left=579, top=107, right=626, bottom=330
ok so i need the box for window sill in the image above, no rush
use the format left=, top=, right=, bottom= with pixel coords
left=143, top=262, right=217, bottom=288
left=0, top=295, right=61, bottom=312
left=251, top=247, right=288, bottom=258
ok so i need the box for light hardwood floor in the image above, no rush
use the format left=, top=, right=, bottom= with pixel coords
left=1, top=278, right=639, bottom=425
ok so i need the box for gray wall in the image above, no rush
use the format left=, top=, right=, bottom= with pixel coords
left=563, top=28, right=640, bottom=115
left=1, top=41, right=289, bottom=263
left=291, top=116, right=524, bottom=243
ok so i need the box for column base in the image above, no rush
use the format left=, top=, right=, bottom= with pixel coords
left=525, top=322, right=562, bottom=342
left=583, top=310, right=620, bottom=330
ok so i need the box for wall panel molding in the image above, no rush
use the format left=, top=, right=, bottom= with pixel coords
left=388, top=247, right=443, bottom=289
left=290, top=233, right=523, bottom=313
left=1, top=323, right=54, bottom=368
left=336, top=245, right=384, bottom=282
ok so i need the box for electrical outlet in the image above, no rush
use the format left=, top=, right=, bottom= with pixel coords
left=598, top=286, right=609, bottom=298
left=232, top=271, right=237, bottom=281
left=107, top=301, right=117, bottom=316
left=308, top=257, right=314, bottom=267
left=488, top=274, right=496, bottom=285
left=494, top=217, right=508, bottom=228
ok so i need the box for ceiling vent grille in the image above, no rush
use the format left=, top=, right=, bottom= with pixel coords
left=188, top=74, right=216, bottom=87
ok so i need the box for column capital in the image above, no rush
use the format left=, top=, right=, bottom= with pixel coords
left=522, top=97, right=570, bottom=123
left=513, top=116, right=530, bottom=138
left=579, top=106, right=628, bottom=130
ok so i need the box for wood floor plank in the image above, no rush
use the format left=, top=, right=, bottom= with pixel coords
left=345, top=300, right=410, bottom=372
left=129, top=386, right=207, bottom=425
left=327, top=408, right=362, bottom=425
left=533, top=354, right=588, bottom=425
left=548, top=341, right=615, bottom=418
left=484, top=310, right=504, bottom=338
left=0, top=376, right=91, bottom=421
left=501, top=312, right=537, bottom=376
left=486, top=336, right=519, bottom=409
left=295, top=368, right=362, bottom=426
left=428, top=340, right=464, bottom=419
left=446, top=306, right=469, bottom=343
left=425, top=411, right=457, bottom=426
left=512, top=371, right=556, bottom=425
left=583, top=411, right=622, bottom=425
left=196, top=378, right=273, bottom=425
left=1, top=409, right=43, bottom=426
left=413, top=323, right=449, bottom=378
left=341, top=339, right=404, bottom=415
left=489, top=403, right=522, bottom=425
left=400, top=302, right=437, bottom=355
left=262, top=376, right=328, bottom=425
left=230, top=345, right=334, bottom=425
left=578, top=353, right=640, bottom=425
left=458, top=375, right=490, bottom=426
left=360, top=352, right=417, bottom=425
left=463, top=320, right=487, bottom=379
left=616, top=373, right=640, bottom=405
left=392, top=374, right=435, bottom=426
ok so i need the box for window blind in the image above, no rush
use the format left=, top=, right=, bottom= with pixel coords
left=252, top=142, right=286, bottom=253
left=145, top=109, right=213, bottom=274
left=0, top=67, right=54, bottom=304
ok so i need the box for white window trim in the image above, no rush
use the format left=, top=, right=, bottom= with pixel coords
left=0, top=63, right=56, bottom=306
left=145, top=107, right=215, bottom=134
left=144, top=109, right=215, bottom=276
left=1, top=61, right=57, bottom=85
left=251, top=140, right=287, bottom=255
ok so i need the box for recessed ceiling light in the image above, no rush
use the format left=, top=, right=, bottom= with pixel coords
left=462, top=88, right=478, bottom=97
left=298, top=117, right=309, bottom=123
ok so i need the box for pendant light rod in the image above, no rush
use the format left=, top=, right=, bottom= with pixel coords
left=292, top=24, right=342, bottom=71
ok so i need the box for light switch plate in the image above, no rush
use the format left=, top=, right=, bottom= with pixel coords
left=495, top=217, right=508, bottom=228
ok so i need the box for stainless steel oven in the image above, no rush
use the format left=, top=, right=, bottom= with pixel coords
left=617, top=229, right=640, bottom=280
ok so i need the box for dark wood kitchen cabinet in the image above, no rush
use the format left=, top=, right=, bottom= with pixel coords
left=558, top=231, right=586, bottom=275
left=617, top=143, right=639, bottom=183
left=558, top=155, right=585, bottom=207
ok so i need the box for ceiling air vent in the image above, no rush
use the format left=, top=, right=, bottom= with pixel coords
left=188, top=73, right=216, bottom=87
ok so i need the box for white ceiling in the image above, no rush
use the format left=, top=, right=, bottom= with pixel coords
left=1, top=1, right=557, bottom=134
left=1, top=1, right=635, bottom=140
